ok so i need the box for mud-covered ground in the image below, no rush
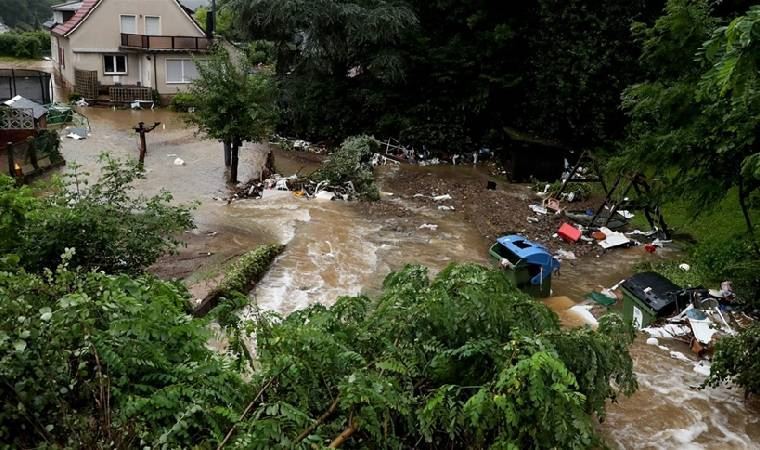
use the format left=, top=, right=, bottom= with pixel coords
left=374, top=164, right=605, bottom=258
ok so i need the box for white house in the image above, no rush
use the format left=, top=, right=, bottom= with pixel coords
left=49, top=0, right=211, bottom=103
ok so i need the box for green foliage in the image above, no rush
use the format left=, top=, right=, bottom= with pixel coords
left=705, top=324, right=760, bottom=395
left=310, top=135, right=380, bottom=200
left=169, top=91, right=196, bottom=112
left=194, top=5, right=235, bottom=37
left=0, top=259, right=249, bottom=447
left=0, top=31, right=50, bottom=58
left=31, top=128, right=64, bottom=164
left=0, top=0, right=52, bottom=29
left=232, top=263, right=636, bottom=448
left=185, top=47, right=278, bottom=145
left=636, top=235, right=760, bottom=308
left=229, top=0, right=657, bottom=152
left=0, top=155, right=194, bottom=275
left=215, top=244, right=285, bottom=300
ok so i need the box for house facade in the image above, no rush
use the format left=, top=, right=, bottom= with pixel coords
left=50, top=0, right=211, bottom=102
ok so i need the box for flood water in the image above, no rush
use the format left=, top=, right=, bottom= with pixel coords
left=57, top=108, right=759, bottom=449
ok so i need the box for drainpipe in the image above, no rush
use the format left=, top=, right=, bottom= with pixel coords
left=153, top=53, right=158, bottom=95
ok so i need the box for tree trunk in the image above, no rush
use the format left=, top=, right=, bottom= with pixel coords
left=223, top=140, right=231, bottom=167
left=230, top=142, right=240, bottom=184
left=738, top=177, right=760, bottom=256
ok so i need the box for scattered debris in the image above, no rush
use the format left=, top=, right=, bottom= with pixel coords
left=642, top=324, right=691, bottom=338
left=173, top=157, right=185, bottom=166
left=568, top=305, right=598, bottom=327
left=646, top=337, right=659, bottom=346
left=669, top=350, right=692, bottom=363
left=418, top=223, right=438, bottom=231
left=75, top=98, right=89, bottom=107
left=433, top=194, right=452, bottom=201
left=529, top=204, right=548, bottom=215
left=679, top=263, right=691, bottom=272
left=556, top=249, right=577, bottom=260
left=597, top=227, right=632, bottom=249
left=438, top=205, right=455, bottom=211
left=693, top=360, right=711, bottom=377
left=557, top=223, right=581, bottom=243
left=65, top=127, right=88, bottom=140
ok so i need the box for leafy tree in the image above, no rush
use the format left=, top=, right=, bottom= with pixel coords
left=185, top=47, right=279, bottom=183
left=227, top=0, right=659, bottom=153
left=619, top=1, right=760, bottom=241
left=0, top=0, right=52, bottom=29
left=0, top=258, right=637, bottom=448
left=0, top=256, right=249, bottom=447
left=0, top=155, right=193, bottom=275
left=230, top=264, right=636, bottom=448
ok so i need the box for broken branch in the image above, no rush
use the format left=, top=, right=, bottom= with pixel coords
left=217, top=375, right=278, bottom=449
left=328, top=419, right=357, bottom=448
left=294, top=396, right=340, bottom=443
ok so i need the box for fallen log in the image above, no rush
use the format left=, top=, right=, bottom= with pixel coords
left=192, top=244, right=285, bottom=317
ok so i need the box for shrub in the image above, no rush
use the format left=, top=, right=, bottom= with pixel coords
left=706, top=324, right=760, bottom=396
left=0, top=31, right=49, bottom=59
left=233, top=263, right=637, bottom=448
left=169, top=91, right=196, bottom=112
left=0, top=259, right=249, bottom=447
left=310, top=135, right=380, bottom=200
left=1, top=155, right=194, bottom=274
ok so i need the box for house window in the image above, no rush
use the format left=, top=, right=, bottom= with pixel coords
left=104, top=55, right=127, bottom=75
left=145, top=16, right=161, bottom=35
left=120, top=15, right=136, bottom=34
left=166, top=59, right=199, bottom=84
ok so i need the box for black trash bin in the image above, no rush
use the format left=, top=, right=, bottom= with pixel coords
left=621, top=272, right=689, bottom=329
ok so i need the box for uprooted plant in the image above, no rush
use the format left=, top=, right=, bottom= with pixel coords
left=310, top=135, right=381, bottom=201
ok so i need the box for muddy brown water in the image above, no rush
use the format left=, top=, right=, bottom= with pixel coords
left=57, top=109, right=758, bottom=449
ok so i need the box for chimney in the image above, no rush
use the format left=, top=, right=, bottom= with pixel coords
left=205, top=0, right=216, bottom=38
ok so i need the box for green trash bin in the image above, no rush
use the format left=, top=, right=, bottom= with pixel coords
left=621, top=272, right=686, bottom=329
left=489, top=234, right=560, bottom=298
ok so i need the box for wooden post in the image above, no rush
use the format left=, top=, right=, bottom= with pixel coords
left=133, top=121, right=160, bottom=167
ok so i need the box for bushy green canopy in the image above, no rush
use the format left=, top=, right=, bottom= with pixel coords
left=0, top=260, right=637, bottom=448
left=185, top=47, right=279, bottom=145
left=0, top=156, right=193, bottom=275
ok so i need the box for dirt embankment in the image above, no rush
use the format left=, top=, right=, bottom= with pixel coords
left=375, top=166, right=605, bottom=258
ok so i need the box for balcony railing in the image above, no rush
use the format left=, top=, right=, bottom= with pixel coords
left=120, top=33, right=212, bottom=51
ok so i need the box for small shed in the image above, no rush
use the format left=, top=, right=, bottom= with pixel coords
left=4, top=96, right=48, bottom=129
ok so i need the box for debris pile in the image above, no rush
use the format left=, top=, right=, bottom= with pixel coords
left=230, top=174, right=359, bottom=202
left=582, top=270, right=753, bottom=377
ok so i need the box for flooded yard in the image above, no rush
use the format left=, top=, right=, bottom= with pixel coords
left=57, top=108, right=759, bottom=449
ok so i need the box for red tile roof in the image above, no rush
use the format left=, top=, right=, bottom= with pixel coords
left=51, top=0, right=101, bottom=37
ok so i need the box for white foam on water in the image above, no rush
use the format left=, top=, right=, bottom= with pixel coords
left=602, top=342, right=757, bottom=449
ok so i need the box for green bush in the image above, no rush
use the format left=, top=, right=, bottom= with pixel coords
left=310, top=135, right=380, bottom=200
left=235, top=263, right=637, bottom=448
left=0, top=155, right=194, bottom=275
left=169, top=91, right=196, bottom=112
left=0, top=259, right=249, bottom=447
left=0, top=31, right=49, bottom=58
left=706, top=324, right=760, bottom=396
